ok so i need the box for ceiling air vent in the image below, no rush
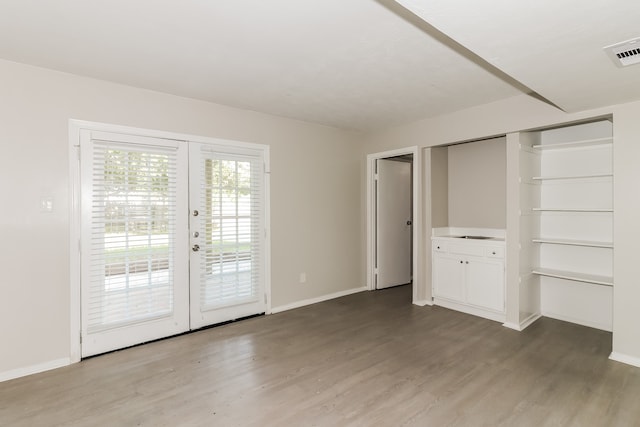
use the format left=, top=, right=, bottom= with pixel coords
left=604, top=37, right=640, bottom=67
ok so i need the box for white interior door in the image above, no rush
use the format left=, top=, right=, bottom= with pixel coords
left=188, top=142, right=267, bottom=328
left=80, top=130, right=190, bottom=357
left=376, top=158, right=412, bottom=289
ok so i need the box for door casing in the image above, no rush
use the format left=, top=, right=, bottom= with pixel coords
left=366, top=146, right=426, bottom=305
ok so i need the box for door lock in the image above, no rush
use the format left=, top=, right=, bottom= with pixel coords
left=192, top=244, right=200, bottom=252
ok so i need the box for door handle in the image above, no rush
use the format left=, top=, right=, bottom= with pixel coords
left=406, top=220, right=412, bottom=226
left=192, top=244, right=200, bottom=252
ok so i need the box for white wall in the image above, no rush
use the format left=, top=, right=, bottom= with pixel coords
left=0, top=59, right=364, bottom=378
left=612, top=106, right=640, bottom=366
left=365, top=95, right=613, bottom=152
left=364, top=93, right=640, bottom=366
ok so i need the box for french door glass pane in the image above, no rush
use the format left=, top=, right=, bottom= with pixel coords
left=88, top=143, right=177, bottom=332
left=198, top=155, right=261, bottom=309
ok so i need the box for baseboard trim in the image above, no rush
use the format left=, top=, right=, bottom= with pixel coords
left=609, top=352, right=640, bottom=368
left=271, top=287, right=368, bottom=314
left=541, top=310, right=612, bottom=332
left=413, top=299, right=432, bottom=307
left=521, top=313, right=542, bottom=330
left=503, top=313, right=541, bottom=331
left=502, top=322, right=521, bottom=331
left=434, top=298, right=505, bottom=323
left=0, top=357, right=70, bottom=383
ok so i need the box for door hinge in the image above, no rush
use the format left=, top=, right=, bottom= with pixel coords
left=79, top=331, right=83, bottom=344
left=264, top=294, right=267, bottom=304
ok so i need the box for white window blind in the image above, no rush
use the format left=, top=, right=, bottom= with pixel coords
left=86, top=140, right=179, bottom=333
left=195, top=149, right=264, bottom=311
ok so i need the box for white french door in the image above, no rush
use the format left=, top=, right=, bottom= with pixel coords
left=79, top=128, right=268, bottom=357
left=80, top=130, right=190, bottom=357
left=188, top=143, right=266, bottom=329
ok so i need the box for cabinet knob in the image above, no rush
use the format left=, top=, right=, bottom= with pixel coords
left=466, top=261, right=469, bottom=264
left=437, top=246, right=440, bottom=249
left=492, top=251, right=496, bottom=255
left=460, top=260, right=463, bottom=264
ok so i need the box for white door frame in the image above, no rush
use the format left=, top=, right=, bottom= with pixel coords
left=366, top=146, right=424, bottom=305
left=69, top=119, right=271, bottom=363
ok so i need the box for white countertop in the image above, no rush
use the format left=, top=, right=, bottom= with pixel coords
left=432, top=227, right=506, bottom=242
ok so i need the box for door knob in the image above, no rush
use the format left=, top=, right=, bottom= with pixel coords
left=406, top=220, right=412, bottom=226
left=192, top=244, right=200, bottom=252
left=193, top=210, right=199, bottom=217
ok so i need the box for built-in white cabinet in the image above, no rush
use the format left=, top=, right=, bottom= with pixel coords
left=433, top=252, right=465, bottom=301
left=428, top=119, right=613, bottom=334
left=466, top=258, right=505, bottom=312
left=432, top=236, right=505, bottom=322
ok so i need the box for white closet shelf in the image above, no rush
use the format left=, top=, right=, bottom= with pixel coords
left=532, top=208, right=613, bottom=212
left=532, top=238, right=613, bottom=248
left=532, top=137, right=613, bottom=151
left=531, top=173, right=613, bottom=181
left=532, top=268, right=613, bottom=287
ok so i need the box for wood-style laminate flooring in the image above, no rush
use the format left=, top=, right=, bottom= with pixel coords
left=2, top=285, right=639, bottom=426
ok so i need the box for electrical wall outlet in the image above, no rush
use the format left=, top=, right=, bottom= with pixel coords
left=299, top=273, right=307, bottom=284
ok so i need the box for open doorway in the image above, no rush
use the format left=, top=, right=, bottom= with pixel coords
left=366, top=147, right=422, bottom=304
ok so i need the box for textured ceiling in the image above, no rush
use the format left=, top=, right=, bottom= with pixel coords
left=1, top=1, right=636, bottom=131
left=396, top=0, right=640, bottom=113
left=0, top=0, right=521, bottom=131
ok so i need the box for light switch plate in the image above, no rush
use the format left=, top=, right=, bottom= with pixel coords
left=40, top=197, right=54, bottom=213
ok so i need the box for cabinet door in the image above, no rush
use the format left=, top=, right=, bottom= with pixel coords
left=466, top=258, right=504, bottom=312
left=433, top=254, right=465, bottom=302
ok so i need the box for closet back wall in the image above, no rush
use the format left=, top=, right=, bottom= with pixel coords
left=447, top=137, right=506, bottom=228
